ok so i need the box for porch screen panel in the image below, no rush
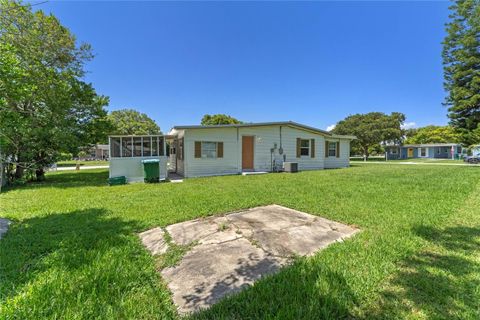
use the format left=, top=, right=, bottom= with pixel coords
left=110, top=138, right=121, bottom=157
left=122, top=137, right=133, bottom=157
left=152, top=136, right=159, bottom=156
left=159, top=137, right=165, bottom=156
left=133, top=137, right=142, bottom=157
left=142, top=137, right=152, bottom=157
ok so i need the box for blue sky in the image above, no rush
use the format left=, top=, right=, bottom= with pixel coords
left=37, top=1, right=450, bottom=132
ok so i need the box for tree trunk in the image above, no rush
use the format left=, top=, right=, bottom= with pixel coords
left=15, top=164, right=24, bottom=179
left=35, top=168, right=45, bottom=181
left=363, top=146, right=370, bottom=161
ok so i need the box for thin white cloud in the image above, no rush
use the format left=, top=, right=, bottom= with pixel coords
left=401, top=122, right=416, bottom=130
left=326, top=124, right=336, bottom=131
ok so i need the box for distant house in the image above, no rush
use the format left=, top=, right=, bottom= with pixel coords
left=80, top=144, right=109, bottom=160
left=108, top=121, right=355, bottom=182
left=385, top=143, right=463, bottom=160
left=92, top=144, right=109, bottom=160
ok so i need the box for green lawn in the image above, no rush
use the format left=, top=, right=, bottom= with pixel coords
left=1, top=165, right=479, bottom=319
left=350, top=156, right=387, bottom=161
left=351, top=156, right=466, bottom=164
left=390, top=158, right=466, bottom=164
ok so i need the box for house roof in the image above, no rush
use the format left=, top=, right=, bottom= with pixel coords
left=170, top=121, right=356, bottom=140
left=392, top=143, right=462, bottom=148
left=96, top=144, right=109, bottom=150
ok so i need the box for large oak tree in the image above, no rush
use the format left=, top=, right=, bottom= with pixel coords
left=201, top=114, right=242, bottom=125
left=108, top=109, right=161, bottom=135
left=332, top=112, right=405, bottom=159
left=405, top=125, right=461, bottom=144
left=0, top=0, right=110, bottom=182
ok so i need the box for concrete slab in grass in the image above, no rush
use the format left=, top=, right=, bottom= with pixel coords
left=162, top=237, right=287, bottom=313
left=139, top=227, right=169, bottom=255
left=149, top=205, right=359, bottom=314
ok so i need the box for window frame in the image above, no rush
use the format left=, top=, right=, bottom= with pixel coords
left=300, top=139, right=310, bottom=157
left=328, top=142, right=337, bottom=157
left=201, top=141, right=218, bottom=159
left=419, top=147, right=427, bottom=157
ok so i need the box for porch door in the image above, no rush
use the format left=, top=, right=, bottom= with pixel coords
left=242, top=136, right=254, bottom=170
left=408, top=148, right=414, bottom=158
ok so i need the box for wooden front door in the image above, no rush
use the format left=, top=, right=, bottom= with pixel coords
left=242, top=136, right=254, bottom=170
left=408, top=148, right=414, bottom=157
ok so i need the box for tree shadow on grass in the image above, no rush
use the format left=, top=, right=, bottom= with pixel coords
left=2, top=170, right=109, bottom=193
left=368, top=225, right=480, bottom=319
left=0, top=209, right=175, bottom=318
left=0, top=208, right=136, bottom=299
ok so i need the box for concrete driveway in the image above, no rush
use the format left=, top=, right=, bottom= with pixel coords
left=140, top=205, right=358, bottom=314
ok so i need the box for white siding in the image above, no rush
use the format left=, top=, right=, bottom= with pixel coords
left=237, top=126, right=284, bottom=172
left=182, top=125, right=346, bottom=177
left=109, top=156, right=168, bottom=182
left=324, top=139, right=350, bottom=169
left=280, top=126, right=326, bottom=171
left=184, top=128, right=239, bottom=178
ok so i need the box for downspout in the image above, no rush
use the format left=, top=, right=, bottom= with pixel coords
left=279, top=125, right=283, bottom=150
left=237, top=127, right=240, bottom=173
left=279, top=125, right=284, bottom=161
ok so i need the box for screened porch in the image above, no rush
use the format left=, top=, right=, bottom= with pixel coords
left=108, top=135, right=169, bottom=183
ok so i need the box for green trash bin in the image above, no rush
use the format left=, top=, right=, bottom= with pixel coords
left=142, top=159, right=160, bottom=183
left=108, top=176, right=126, bottom=186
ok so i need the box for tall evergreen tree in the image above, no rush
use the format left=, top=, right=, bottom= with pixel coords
left=443, top=0, right=480, bottom=145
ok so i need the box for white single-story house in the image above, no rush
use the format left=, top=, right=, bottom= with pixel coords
left=108, top=121, right=355, bottom=182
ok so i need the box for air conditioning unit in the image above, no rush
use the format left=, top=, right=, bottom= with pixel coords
left=283, top=162, right=298, bottom=173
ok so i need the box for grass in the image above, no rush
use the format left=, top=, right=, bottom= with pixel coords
left=1, top=165, right=479, bottom=319
left=56, top=160, right=109, bottom=167
left=390, top=158, right=466, bottom=164
left=351, top=156, right=466, bottom=164
left=350, top=156, right=386, bottom=161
